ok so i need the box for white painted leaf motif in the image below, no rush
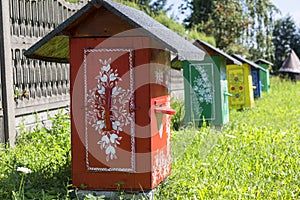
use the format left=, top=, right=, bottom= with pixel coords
left=101, top=135, right=109, bottom=145
left=155, top=69, right=164, bottom=84
left=97, top=120, right=106, bottom=129
left=192, top=66, right=213, bottom=105
left=86, top=57, right=132, bottom=162
left=110, top=73, right=118, bottom=81
left=101, top=75, right=108, bottom=82
left=98, top=86, right=105, bottom=95
left=116, top=137, right=122, bottom=145
left=110, top=134, right=118, bottom=143
left=159, top=124, right=163, bottom=139
left=106, top=145, right=116, bottom=161
left=112, top=121, right=121, bottom=131
left=102, top=64, right=110, bottom=72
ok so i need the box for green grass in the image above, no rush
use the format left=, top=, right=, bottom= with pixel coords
left=0, top=78, right=299, bottom=199
left=0, top=111, right=72, bottom=199
left=156, top=78, right=300, bottom=199
left=65, top=0, right=81, bottom=3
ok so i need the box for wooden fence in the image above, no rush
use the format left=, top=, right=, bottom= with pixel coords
left=0, top=0, right=185, bottom=146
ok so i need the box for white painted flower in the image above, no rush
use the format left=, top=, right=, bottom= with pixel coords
left=99, top=58, right=111, bottom=70
left=199, top=90, right=205, bottom=96
left=112, top=87, right=119, bottom=96
left=98, top=86, right=105, bottom=95
left=101, top=75, right=108, bottom=82
left=110, top=134, right=118, bottom=143
left=112, top=121, right=121, bottom=131
left=155, top=69, right=164, bottom=84
left=17, top=167, right=32, bottom=174
left=101, top=135, right=110, bottom=145
left=106, top=145, right=116, bottom=160
left=110, top=73, right=118, bottom=81
left=102, top=64, right=111, bottom=72
left=97, top=120, right=105, bottom=129
left=87, top=57, right=133, bottom=162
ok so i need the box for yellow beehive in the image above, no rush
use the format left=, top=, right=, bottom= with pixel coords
left=226, top=64, right=254, bottom=109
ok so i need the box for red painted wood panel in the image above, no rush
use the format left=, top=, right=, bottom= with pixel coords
left=70, top=37, right=172, bottom=191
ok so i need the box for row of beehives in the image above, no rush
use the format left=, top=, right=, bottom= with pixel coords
left=177, top=40, right=272, bottom=127
left=23, top=0, right=273, bottom=194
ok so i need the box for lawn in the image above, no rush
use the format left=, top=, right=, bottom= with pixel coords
left=0, top=78, right=299, bottom=199
left=156, top=78, right=300, bottom=199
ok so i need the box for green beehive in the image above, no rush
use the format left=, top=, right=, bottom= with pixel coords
left=255, top=59, right=272, bottom=93
left=181, top=40, right=242, bottom=127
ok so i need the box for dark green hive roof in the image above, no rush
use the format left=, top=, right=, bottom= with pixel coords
left=194, top=40, right=242, bottom=66
left=232, top=54, right=267, bottom=72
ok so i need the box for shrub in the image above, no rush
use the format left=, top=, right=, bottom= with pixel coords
left=0, top=111, right=71, bottom=199
left=171, top=99, right=185, bottom=131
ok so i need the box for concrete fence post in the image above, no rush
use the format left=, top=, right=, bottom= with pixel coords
left=0, top=0, right=16, bottom=146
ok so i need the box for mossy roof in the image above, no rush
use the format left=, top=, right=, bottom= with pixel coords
left=24, top=0, right=205, bottom=63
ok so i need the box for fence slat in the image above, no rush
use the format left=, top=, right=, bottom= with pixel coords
left=0, top=0, right=16, bottom=145
left=0, top=0, right=85, bottom=143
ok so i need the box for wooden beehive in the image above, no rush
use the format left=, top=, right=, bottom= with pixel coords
left=24, top=0, right=205, bottom=192
left=226, top=63, right=254, bottom=109
left=181, top=40, right=242, bottom=126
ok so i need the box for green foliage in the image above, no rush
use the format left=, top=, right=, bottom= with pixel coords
left=114, top=0, right=142, bottom=10
left=186, top=27, right=216, bottom=46
left=170, top=99, right=185, bottom=131
left=114, top=0, right=168, bottom=15
left=0, top=111, right=71, bottom=199
left=156, top=78, right=300, bottom=199
left=65, top=0, right=81, bottom=3
left=244, top=0, right=279, bottom=61
left=154, top=13, right=216, bottom=46
left=154, top=13, right=185, bottom=35
left=1, top=78, right=300, bottom=199
left=183, top=0, right=278, bottom=60
left=183, top=0, right=249, bottom=54
left=113, top=0, right=216, bottom=49
left=184, top=0, right=214, bottom=27
left=273, top=16, right=300, bottom=72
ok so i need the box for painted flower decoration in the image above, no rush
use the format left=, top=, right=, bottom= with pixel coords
left=192, top=66, right=213, bottom=105
left=87, top=58, right=132, bottom=161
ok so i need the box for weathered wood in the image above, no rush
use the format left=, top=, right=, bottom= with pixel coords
left=0, top=0, right=16, bottom=145
left=170, top=69, right=184, bottom=100
left=0, top=0, right=85, bottom=144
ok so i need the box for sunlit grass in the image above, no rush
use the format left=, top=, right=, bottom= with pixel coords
left=0, top=78, right=299, bottom=199
left=156, top=78, right=300, bottom=199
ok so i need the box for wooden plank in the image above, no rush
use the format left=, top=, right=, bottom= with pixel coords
left=0, top=0, right=16, bottom=145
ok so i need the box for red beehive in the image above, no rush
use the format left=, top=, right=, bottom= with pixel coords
left=24, top=0, right=204, bottom=192
left=70, top=37, right=174, bottom=190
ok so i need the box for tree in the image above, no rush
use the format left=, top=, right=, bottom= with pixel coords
left=183, top=0, right=250, bottom=54
left=243, top=0, right=278, bottom=61
left=182, top=0, right=278, bottom=60
left=115, top=0, right=168, bottom=15
left=272, top=16, right=300, bottom=72
left=115, top=0, right=216, bottom=46
left=150, top=0, right=170, bottom=15
left=183, top=0, right=214, bottom=27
